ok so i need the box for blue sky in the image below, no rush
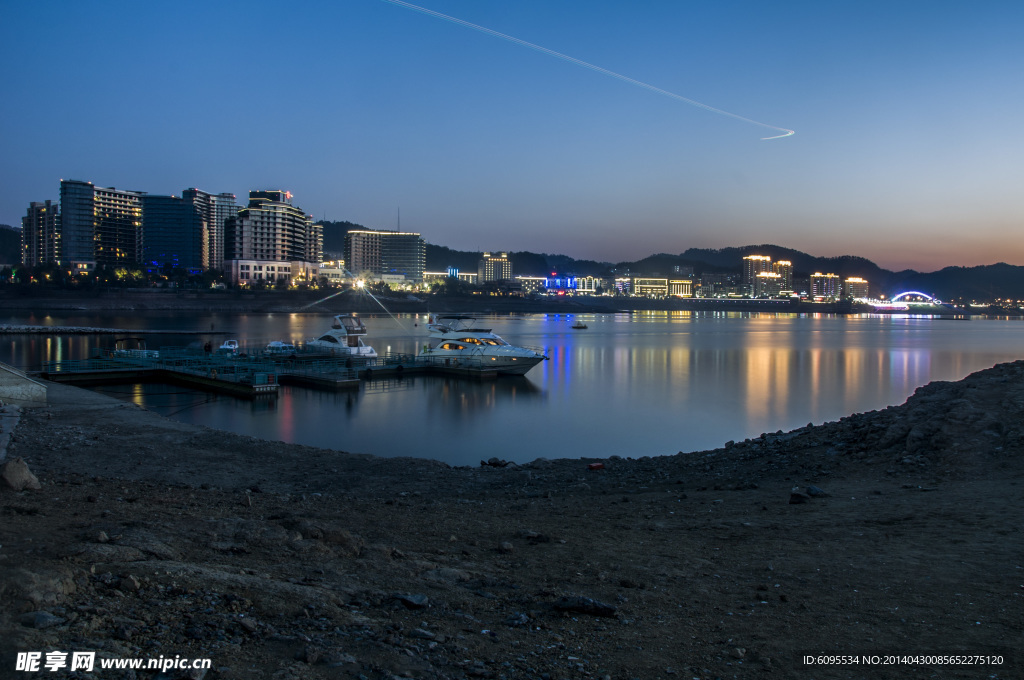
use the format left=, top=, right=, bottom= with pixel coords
left=2, top=0, right=1022, bottom=271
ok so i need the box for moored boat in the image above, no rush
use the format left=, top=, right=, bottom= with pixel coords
left=265, top=341, right=297, bottom=356
left=420, top=314, right=547, bottom=375
left=306, top=314, right=378, bottom=358
left=218, top=339, right=239, bottom=355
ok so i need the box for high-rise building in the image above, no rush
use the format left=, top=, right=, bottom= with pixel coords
left=844, top=277, right=869, bottom=299
left=345, top=229, right=425, bottom=284
left=772, top=260, right=793, bottom=291
left=345, top=229, right=381, bottom=277
left=478, top=251, right=512, bottom=282
left=742, top=255, right=772, bottom=292
left=182, top=189, right=237, bottom=270
left=810, top=272, right=841, bottom=300
left=224, top=190, right=322, bottom=285
left=141, top=195, right=206, bottom=274
left=755, top=271, right=784, bottom=297
left=22, top=200, right=61, bottom=267
left=59, top=180, right=143, bottom=268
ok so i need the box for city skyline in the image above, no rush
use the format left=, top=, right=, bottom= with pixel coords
left=3, top=1, right=1022, bottom=272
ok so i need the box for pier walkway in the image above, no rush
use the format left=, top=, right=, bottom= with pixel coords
left=37, top=345, right=504, bottom=398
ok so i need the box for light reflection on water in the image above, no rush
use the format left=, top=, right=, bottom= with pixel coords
left=1, top=311, right=1021, bottom=466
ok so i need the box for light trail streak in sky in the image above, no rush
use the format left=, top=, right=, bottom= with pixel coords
left=378, top=0, right=795, bottom=140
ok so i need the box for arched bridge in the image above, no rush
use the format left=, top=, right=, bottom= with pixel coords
left=891, top=291, right=938, bottom=303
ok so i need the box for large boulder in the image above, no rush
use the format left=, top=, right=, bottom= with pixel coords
left=1, top=457, right=41, bottom=491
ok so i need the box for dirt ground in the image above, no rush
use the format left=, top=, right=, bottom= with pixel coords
left=1, top=363, right=1022, bottom=680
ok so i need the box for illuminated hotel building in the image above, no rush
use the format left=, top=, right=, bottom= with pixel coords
left=810, top=272, right=841, bottom=300
left=478, top=251, right=513, bottom=282
left=577, top=275, right=601, bottom=294
left=742, top=255, right=772, bottom=289
left=772, top=260, right=793, bottom=290
left=345, top=229, right=425, bottom=284
left=22, top=200, right=61, bottom=266
left=633, top=278, right=669, bottom=297
left=755, top=271, right=784, bottom=297
left=224, top=190, right=322, bottom=285
left=59, top=179, right=143, bottom=268
left=844, top=277, right=869, bottom=299
left=515, top=276, right=547, bottom=294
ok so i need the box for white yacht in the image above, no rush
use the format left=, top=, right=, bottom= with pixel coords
left=306, top=314, right=378, bottom=358
left=421, top=314, right=547, bottom=375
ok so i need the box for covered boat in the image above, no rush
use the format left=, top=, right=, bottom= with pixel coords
left=306, top=314, right=378, bottom=358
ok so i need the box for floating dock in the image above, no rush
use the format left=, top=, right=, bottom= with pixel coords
left=37, top=346, right=508, bottom=398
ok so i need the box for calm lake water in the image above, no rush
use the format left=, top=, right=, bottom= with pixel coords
left=2, top=310, right=1022, bottom=466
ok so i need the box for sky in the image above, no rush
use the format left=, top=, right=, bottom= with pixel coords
left=2, top=0, right=1022, bottom=272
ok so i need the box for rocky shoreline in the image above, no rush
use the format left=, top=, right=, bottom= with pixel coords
left=2, top=363, right=1022, bottom=679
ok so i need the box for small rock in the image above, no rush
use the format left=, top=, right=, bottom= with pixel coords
left=806, top=485, right=829, bottom=497
left=239, top=618, right=258, bottom=634
left=408, top=628, right=434, bottom=639
left=97, top=531, right=110, bottom=543
left=395, top=593, right=429, bottom=609
left=119, top=575, right=141, bottom=592
left=498, top=541, right=514, bottom=554
left=185, top=625, right=207, bottom=640
left=19, top=611, right=65, bottom=629
left=322, top=652, right=357, bottom=668
left=503, top=613, right=530, bottom=627
left=295, top=645, right=321, bottom=664
left=552, top=596, right=617, bottom=618
left=731, top=647, right=746, bottom=659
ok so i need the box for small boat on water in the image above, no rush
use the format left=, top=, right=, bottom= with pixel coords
left=113, top=337, right=159, bottom=359
left=571, top=320, right=588, bottom=329
left=218, top=339, right=239, bottom=355
left=265, top=341, right=297, bottom=356
left=420, top=314, right=547, bottom=375
left=306, top=314, right=378, bottom=358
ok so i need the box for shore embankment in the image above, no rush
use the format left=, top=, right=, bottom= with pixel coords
left=1, top=361, right=1021, bottom=678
